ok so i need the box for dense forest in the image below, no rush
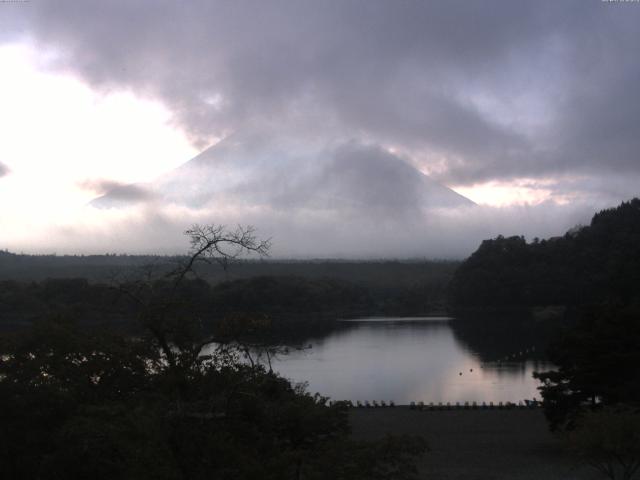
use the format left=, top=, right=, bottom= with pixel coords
left=0, top=260, right=456, bottom=332
left=0, top=251, right=457, bottom=286
left=449, top=198, right=640, bottom=309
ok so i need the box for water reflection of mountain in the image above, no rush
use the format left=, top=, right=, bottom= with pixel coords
left=450, top=313, right=555, bottom=363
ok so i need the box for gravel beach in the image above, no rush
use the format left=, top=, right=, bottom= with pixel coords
left=349, top=407, right=599, bottom=480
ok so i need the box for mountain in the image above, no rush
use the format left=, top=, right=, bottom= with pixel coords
left=92, top=134, right=474, bottom=214
left=90, top=134, right=477, bottom=257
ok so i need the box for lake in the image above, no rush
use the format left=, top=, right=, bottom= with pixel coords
left=270, top=317, right=552, bottom=404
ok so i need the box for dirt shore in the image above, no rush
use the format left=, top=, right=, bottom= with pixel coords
left=349, top=407, right=598, bottom=480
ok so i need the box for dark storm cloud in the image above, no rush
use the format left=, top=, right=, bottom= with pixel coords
left=0, top=162, right=9, bottom=178
left=5, top=0, right=640, bottom=191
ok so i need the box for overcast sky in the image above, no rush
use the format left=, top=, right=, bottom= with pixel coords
left=0, top=1, right=638, bottom=257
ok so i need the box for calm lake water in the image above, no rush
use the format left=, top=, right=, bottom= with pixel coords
left=270, top=317, right=552, bottom=404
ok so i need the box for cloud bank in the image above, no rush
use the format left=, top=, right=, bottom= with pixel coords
left=13, top=135, right=595, bottom=259
left=5, top=1, right=638, bottom=191
left=2, top=1, right=638, bottom=256
left=13, top=198, right=594, bottom=259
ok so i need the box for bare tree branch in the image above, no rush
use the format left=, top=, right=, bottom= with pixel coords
left=169, top=224, right=271, bottom=289
left=108, top=223, right=272, bottom=407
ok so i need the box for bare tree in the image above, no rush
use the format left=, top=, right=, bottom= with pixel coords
left=172, top=224, right=271, bottom=288
left=113, top=224, right=271, bottom=375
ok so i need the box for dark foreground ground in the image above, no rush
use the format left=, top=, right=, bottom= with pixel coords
left=349, top=408, right=598, bottom=480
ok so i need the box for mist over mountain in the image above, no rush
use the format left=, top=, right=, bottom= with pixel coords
left=1, top=1, right=640, bottom=259
left=5, top=129, right=596, bottom=258
left=89, top=134, right=492, bottom=258
left=79, top=131, right=601, bottom=259
left=93, top=134, right=473, bottom=212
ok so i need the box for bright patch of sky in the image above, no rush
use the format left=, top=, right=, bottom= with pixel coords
left=0, top=43, right=196, bottom=235
left=452, top=179, right=569, bottom=207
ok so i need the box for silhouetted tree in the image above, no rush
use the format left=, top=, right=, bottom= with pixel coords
left=449, top=198, right=640, bottom=309
left=0, top=225, right=426, bottom=479
left=534, top=305, right=640, bottom=431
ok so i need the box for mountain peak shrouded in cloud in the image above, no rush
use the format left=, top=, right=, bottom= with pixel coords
left=1, top=1, right=639, bottom=255
left=95, top=135, right=474, bottom=212
left=12, top=133, right=597, bottom=258
left=91, top=135, right=477, bottom=256
left=158, top=135, right=474, bottom=211
left=82, top=134, right=510, bottom=258
left=80, top=134, right=602, bottom=259
left=4, top=0, right=640, bottom=200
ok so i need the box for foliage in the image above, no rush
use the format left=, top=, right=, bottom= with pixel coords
left=0, top=317, right=426, bottom=479
left=210, top=275, right=371, bottom=319
left=534, top=305, right=640, bottom=430
left=450, top=198, right=640, bottom=308
left=564, top=406, right=640, bottom=480
left=0, top=224, right=426, bottom=479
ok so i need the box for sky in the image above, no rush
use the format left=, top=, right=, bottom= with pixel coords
left=0, top=0, right=639, bottom=258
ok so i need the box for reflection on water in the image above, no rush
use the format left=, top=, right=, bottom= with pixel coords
left=271, top=318, right=552, bottom=404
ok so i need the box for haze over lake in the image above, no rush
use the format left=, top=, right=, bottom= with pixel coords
left=271, top=318, right=550, bottom=404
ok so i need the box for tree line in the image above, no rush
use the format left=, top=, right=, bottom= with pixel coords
left=449, top=198, right=640, bottom=309
left=0, top=273, right=450, bottom=334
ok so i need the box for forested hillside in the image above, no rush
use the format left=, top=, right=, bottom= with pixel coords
left=449, top=199, right=640, bottom=308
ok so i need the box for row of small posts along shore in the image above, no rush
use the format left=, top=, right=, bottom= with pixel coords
left=494, top=346, right=536, bottom=365
left=327, top=399, right=541, bottom=410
